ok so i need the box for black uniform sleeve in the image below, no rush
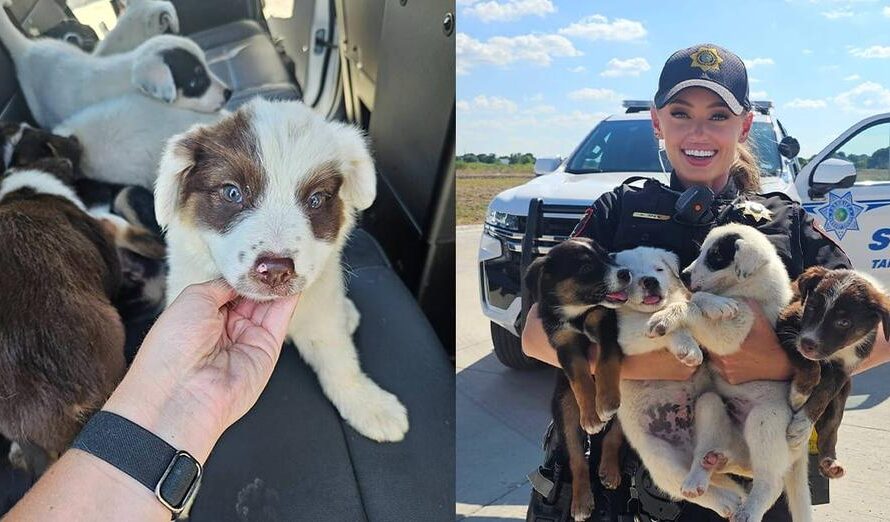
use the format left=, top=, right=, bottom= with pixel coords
left=570, top=186, right=621, bottom=251
left=798, top=206, right=852, bottom=270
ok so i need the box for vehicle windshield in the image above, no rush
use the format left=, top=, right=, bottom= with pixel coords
left=565, top=119, right=783, bottom=176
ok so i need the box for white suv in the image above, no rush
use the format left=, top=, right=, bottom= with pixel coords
left=478, top=100, right=802, bottom=368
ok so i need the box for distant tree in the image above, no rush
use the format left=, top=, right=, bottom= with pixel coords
left=520, top=153, right=535, bottom=164
left=478, top=153, right=497, bottom=164
left=461, top=153, right=478, bottom=163
left=867, top=147, right=889, bottom=169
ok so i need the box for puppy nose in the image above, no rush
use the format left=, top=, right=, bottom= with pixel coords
left=641, top=276, right=659, bottom=291
left=799, top=337, right=818, bottom=355
left=254, top=256, right=294, bottom=287
left=617, top=268, right=631, bottom=284
left=223, top=88, right=233, bottom=102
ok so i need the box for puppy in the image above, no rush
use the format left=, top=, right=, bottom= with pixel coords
left=0, top=157, right=127, bottom=473
left=55, top=93, right=223, bottom=187
left=94, top=0, right=179, bottom=56
left=648, top=224, right=810, bottom=522
left=779, top=267, right=890, bottom=479
left=0, top=5, right=229, bottom=128
left=155, top=98, right=408, bottom=443
left=1, top=122, right=81, bottom=170
left=524, top=237, right=631, bottom=520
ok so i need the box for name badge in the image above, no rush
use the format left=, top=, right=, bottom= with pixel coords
left=632, top=212, right=671, bottom=221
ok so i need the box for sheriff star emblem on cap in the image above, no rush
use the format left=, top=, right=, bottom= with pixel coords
left=735, top=201, right=772, bottom=223
left=690, top=47, right=723, bottom=73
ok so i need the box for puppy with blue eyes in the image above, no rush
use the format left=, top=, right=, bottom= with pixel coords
left=0, top=3, right=229, bottom=128
left=155, top=98, right=408, bottom=443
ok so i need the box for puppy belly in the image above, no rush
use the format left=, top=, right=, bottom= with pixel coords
left=619, top=380, right=698, bottom=451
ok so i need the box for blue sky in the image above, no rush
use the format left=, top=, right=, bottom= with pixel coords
left=456, top=0, right=890, bottom=158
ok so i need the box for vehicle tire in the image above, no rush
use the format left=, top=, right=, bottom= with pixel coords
left=491, top=322, right=541, bottom=370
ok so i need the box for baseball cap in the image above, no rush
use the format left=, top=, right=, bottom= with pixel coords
left=653, top=44, right=751, bottom=115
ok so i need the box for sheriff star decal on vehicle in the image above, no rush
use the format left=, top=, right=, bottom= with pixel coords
left=817, top=191, right=865, bottom=240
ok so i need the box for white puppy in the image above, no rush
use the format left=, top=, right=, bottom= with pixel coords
left=55, top=93, right=223, bottom=187
left=0, top=5, right=229, bottom=128
left=94, top=0, right=180, bottom=56
left=155, top=98, right=408, bottom=442
left=613, top=247, right=749, bottom=517
left=647, top=223, right=810, bottom=522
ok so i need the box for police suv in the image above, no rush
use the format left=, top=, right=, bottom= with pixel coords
left=479, top=100, right=890, bottom=369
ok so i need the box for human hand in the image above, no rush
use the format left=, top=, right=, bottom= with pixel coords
left=709, top=300, right=792, bottom=384
left=104, top=280, right=300, bottom=462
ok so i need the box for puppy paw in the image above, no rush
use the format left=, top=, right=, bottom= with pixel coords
left=571, top=488, right=595, bottom=521
left=673, top=343, right=704, bottom=367
left=580, top=412, right=607, bottom=435
left=786, top=410, right=813, bottom=449
left=731, top=507, right=756, bottom=522
left=694, top=293, right=740, bottom=320
left=680, top=468, right=709, bottom=499
left=712, top=489, right=744, bottom=520
left=819, top=457, right=846, bottom=479
left=647, top=310, right=679, bottom=338
left=338, top=381, right=409, bottom=442
left=598, top=461, right=621, bottom=490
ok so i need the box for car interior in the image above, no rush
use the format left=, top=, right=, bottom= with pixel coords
left=0, top=0, right=454, bottom=518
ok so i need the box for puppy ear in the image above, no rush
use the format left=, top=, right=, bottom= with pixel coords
left=796, top=266, right=828, bottom=300
left=154, top=129, right=197, bottom=229
left=337, top=125, right=377, bottom=211
left=733, top=239, right=764, bottom=279
left=524, top=256, right=546, bottom=304
left=878, top=294, right=890, bottom=342
left=132, top=52, right=177, bottom=104
left=659, top=250, right=681, bottom=281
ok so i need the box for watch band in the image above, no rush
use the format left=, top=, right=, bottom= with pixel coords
left=72, top=410, right=202, bottom=516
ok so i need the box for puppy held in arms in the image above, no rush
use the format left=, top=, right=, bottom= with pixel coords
left=0, top=158, right=158, bottom=474
left=155, top=98, right=408, bottom=442
left=778, top=266, right=890, bottom=479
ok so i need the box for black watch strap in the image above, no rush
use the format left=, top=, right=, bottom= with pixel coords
left=72, top=411, right=202, bottom=516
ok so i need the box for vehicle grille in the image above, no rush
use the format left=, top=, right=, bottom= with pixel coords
left=484, top=206, right=587, bottom=254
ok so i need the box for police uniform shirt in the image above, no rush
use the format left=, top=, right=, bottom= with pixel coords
left=571, top=172, right=852, bottom=278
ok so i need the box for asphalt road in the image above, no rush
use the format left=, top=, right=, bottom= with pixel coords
left=456, top=223, right=890, bottom=521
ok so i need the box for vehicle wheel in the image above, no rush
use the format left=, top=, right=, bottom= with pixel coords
left=491, top=322, right=541, bottom=370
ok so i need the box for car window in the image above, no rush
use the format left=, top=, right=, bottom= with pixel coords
left=748, top=121, right=782, bottom=177
left=827, top=121, right=890, bottom=183
left=565, top=120, right=667, bottom=174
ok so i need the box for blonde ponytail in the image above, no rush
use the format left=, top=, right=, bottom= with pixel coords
left=730, top=137, right=762, bottom=193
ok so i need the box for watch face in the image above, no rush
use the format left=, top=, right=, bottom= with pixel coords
left=156, top=451, right=202, bottom=513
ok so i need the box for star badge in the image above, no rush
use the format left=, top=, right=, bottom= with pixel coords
left=817, top=191, right=865, bottom=240
left=690, top=47, right=723, bottom=73
left=735, top=201, right=772, bottom=223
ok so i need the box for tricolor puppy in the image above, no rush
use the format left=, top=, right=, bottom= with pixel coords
left=778, top=267, right=890, bottom=479
left=155, top=98, right=408, bottom=442
left=0, top=158, right=127, bottom=474
left=648, top=223, right=811, bottom=522
left=1, top=122, right=81, bottom=170
left=93, top=0, right=180, bottom=56
left=0, top=4, right=230, bottom=128
left=524, top=237, right=631, bottom=520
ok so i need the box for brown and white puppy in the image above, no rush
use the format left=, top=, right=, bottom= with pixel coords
left=779, top=266, right=890, bottom=479
left=0, top=158, right=127, bottom=474
left=155, top=98, right=408, bottom=442
left=1, top=122, right=81, bottom=170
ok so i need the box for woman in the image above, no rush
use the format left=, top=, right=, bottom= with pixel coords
left=523, top=44, right=890, bottom=521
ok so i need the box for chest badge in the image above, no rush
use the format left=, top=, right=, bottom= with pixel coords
left=735, top=201, right=773, bottom=223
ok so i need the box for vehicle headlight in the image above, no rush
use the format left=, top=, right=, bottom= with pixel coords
left=485, top=209, right=520, bottom=231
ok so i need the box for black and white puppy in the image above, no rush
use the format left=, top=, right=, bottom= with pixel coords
left=0, top=4, right=229, bottom=128
left=93, top=0, right=179, bottom=56
left=156, top=98, right=408, bottom=443
left=780, top=266, right=890, bottom=479
left=0, top=157, right=127, bottom=474
left=1, top=122, right=81, bottom=170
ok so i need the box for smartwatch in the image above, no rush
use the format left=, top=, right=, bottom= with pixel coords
left=72, top=411, right=203, bottom=518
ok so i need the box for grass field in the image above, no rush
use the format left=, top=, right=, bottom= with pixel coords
left=457, top=165, right=534, bottom=225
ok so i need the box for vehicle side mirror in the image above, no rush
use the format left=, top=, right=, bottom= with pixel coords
left=809, top=158, right=856, bottom=198
left=533, top=157, right=562, bottom=176
left=778, top=136, right=800, bottom=159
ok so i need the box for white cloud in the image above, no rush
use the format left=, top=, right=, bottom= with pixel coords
left=568, top=65, right=587, bottom=73
left=749, top=77, right=761, bottom=84
left=750, top=90, right=768, bottom=99
left=802, top=49, right=813, bottom=55
left=470, top=95, right=518, bottom=112
left=850, top=45, right=890, bottom=58
left=457, top=110, right=609, bottom=156
left=834, top=81, right=890, bottom=113
left=456, top=32, right=582, bottom=74
left=600, top=57, right=650, bottom=77
left=568, top=88, right=621, bottom=101
left=464, top=0, right=555, bottom=23
left=821, top=9, right=854, bottom=18
left=559, top=14, right=646, bottom=41
left=884, top=5, right=890, bottom=16
left=524, top=104, right=557, bottom=115
left=743, top=57, right=775, bottom=69
left=457, top=100, right=470, bottom=111
left=527, top=93, right=545, bottom=102
left=844, top=74, right=861, bottom=81
left=784, top=98, right=828, bottom=109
